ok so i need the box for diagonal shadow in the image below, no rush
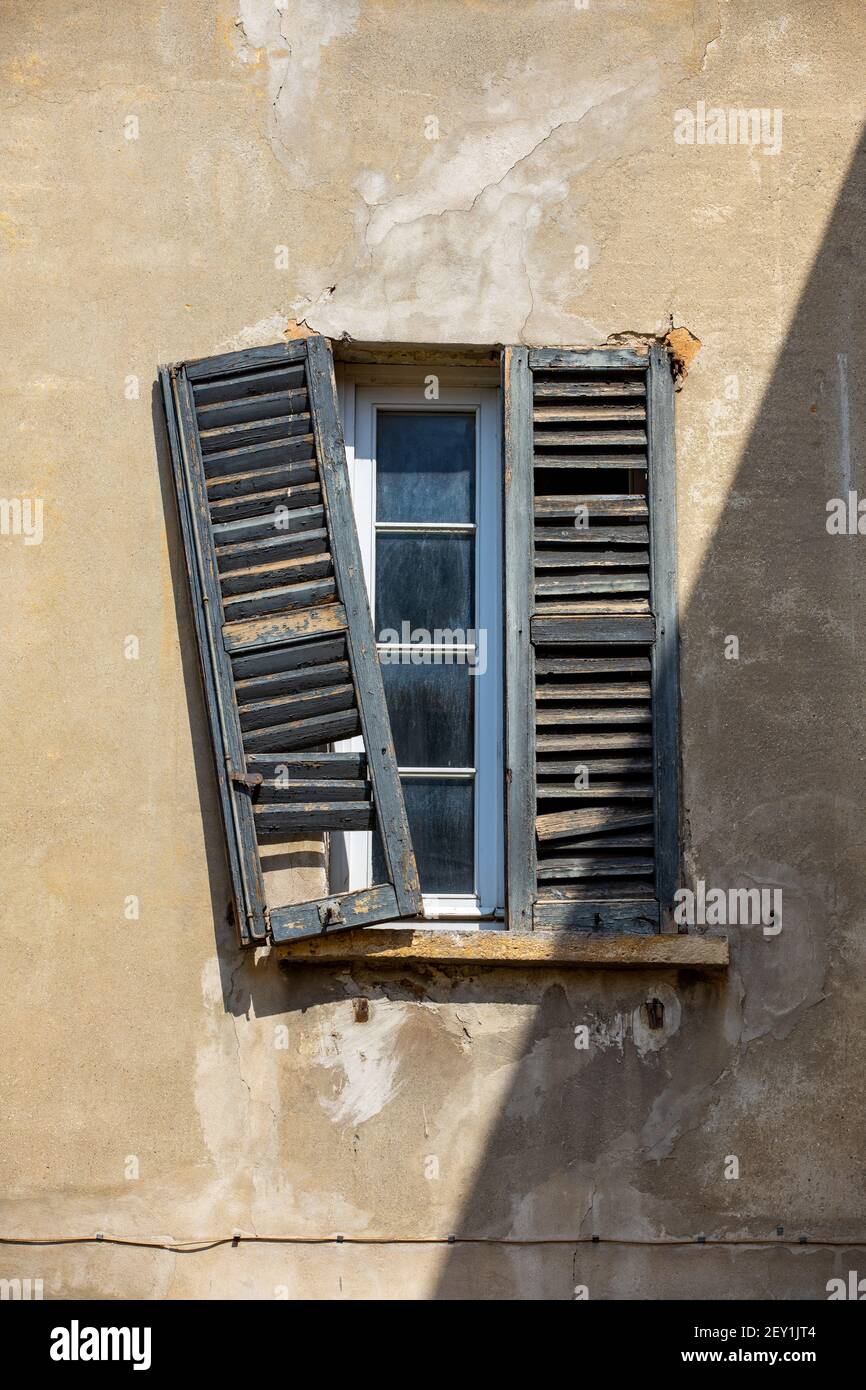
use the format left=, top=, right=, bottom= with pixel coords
left=431, top=121, right=866, bottom=1299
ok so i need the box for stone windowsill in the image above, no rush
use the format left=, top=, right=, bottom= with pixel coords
left=273, top=929, right=729, bottom=969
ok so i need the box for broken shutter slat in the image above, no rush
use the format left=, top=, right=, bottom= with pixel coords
left=161, top=336, right=421, bottom=946
left=502, top=345, right=681, bottom=935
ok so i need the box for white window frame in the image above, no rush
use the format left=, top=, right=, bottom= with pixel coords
left=335, top=369, right=504, bottom=925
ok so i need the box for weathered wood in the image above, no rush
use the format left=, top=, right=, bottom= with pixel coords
left=535, top=495, right=648, bottom=518
left=536, top=806, right=654, bottom=843
left=200, top=412, right=312, bottom=454
left=270, top=885, right=400, bottom=943
left=163, top=367, right=268, bottom=944
left=191, top=363, right=305, bottom=405
left=534, top=430, right=647, bottom=448
left=208, top=480, right=321, bottom=524
left=535, top=657, right=651, bottom=675
left=533, top=379, right=646, bottom=399
left=235, top=658, right=349, bottom=701
left=255, top=802, right=374, bottom=834
left=217, top=527, right=330, bottom=573
left=648, top=344, right=681, bottom=925
left=238, top=682, right=355, bottom=731
left=535, top=755, right=652, bottom=773
left=536, top=855, right=654, bottom=880
left=212, top=506, right=326, bottom=550
left=540, top=882, right=655, bottom=901
left=536, top=730, right=653, bottom=751
left=534, top=525, right=649, bottom=545
left=196, top=387, right=307, bottom=431
left=306, top=334, right=421, bottom=918
left=535, top=681, right=651, bottom=700
left=220, top=552, right=331, bottom=596
left=204, top=434, right=316, bottom=482
left=536, top=600, right=650, bottom=617
left=502, top=345, right=537, bottom=931
left=222, top=577, right=336, bottom=622
left=165, top=336, right=424, bottom=948
left=535, top=573, right=649, bottom=596
left=534, top=405, right=646, bottom=423
left=534, top=781, right=654, bottom=799
left=205, top=459, right=316, bottom=499
left=530, top=348, right=648, bottom=370
left=186, top=339, right=307, bottom=381
left=223, top=602, right=347, bottom=654
left=242, top=707, right=361, bottom=753
left=255, top=778, right=371, bottom=803
left=536, top=707, right=651, bottom=725
left=275, top=928, right=729, bottom=968
left=531, top=615, right=655, bottom=644
left=533, top=900, right=659, bottom=932
left=550, top=831, right=654, bottom=851
left=246, top=751, right=367, bottom=779
left=533, top=598, right=651, bottom=615
left=534, top=549, right=649, bottom=569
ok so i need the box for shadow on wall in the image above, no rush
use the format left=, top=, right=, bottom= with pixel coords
left=151, top=120, right=866, bottom=1298
left=430, top=123, right=866, bottom=1297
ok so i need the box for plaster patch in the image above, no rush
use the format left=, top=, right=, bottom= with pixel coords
left=237, top=0, right=361, bottom=153
left=632, top=986, right=682, bottom=1056
left=315, top=1001, right=408, bottom=1127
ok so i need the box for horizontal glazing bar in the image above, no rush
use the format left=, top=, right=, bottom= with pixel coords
left=375, top=521, right=476, bottom=532
left=398, top=767, right=476, bottom=778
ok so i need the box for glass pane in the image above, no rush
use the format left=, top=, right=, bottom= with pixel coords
left=381, top=660, right=473, bottom=767
left=375, top=531, right=474, bottom=636
left=373, top=777, right=474, bottom=894
left=376, top=411, right=475, bottom=522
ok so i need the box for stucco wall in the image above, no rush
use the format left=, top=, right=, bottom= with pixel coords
left=1, top=0, right=865, bottom=1299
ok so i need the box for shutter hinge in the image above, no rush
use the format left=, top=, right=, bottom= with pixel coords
left=227, top=763, right=263, bottom=799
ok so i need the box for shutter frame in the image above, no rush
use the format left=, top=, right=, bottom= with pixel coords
left=502, top=346, right=537, bottom=931
left=161, top=336, right=422, bottom=946
left=646, top=343, right=681, bottom=927
left=502, top=344, right=681, bottom=933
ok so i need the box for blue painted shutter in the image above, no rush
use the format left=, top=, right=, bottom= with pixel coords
left=161, top=336, right=421, bottom=945
left=503, top=345, right=680, bottom=933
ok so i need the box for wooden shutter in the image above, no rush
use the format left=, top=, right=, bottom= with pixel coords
left=160, top=336, right=421, bottom=945
left=502, top=344, right=680, bottom=933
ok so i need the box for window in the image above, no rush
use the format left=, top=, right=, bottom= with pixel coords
left=161, top=337, right=687, bottom=958
left=334, top=375, right=503, bottom=923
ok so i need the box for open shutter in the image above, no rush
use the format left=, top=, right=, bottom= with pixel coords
left=160, top=335, right=421, bottom=945
left=503, top=343, right=680, bottom=933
